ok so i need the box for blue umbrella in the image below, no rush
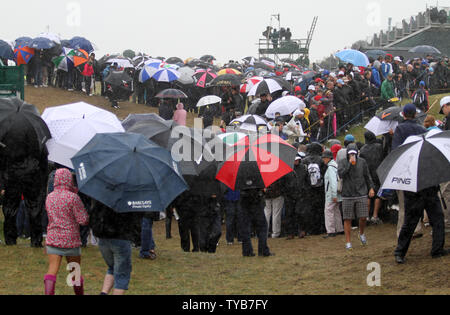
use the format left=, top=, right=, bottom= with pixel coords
left=14, top=37, right=33, bottom=47
left=151, top=68, right=180, bottom=82
left=71, top=132, right=188, bottom=213
left=0, top=40, right=14, bottom=60
left=335, top=49, right=370, bottom=67
left=29, top=37, right=56, bottom=50
left=69, top=36, right=94, bottom=53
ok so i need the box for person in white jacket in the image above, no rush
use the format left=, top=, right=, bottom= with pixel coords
left=322, top=149, right=344, bottom=238
left=283, top=110, right=307, bottom=144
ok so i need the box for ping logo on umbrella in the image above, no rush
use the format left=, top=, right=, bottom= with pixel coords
left=78, top=163, right=87, bottom=181
left=391, top=177, right=412, bottom=185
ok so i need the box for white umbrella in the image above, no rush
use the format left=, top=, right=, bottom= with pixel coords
left=229, top=114, right=269, bottom=133
left=42, top=102, right=125, bottom=169
left=197, top=95, right=222, bottom=107
left=107, top=58, right=135, bottom=69
left=38, top=32, right=61, bottom=44
left=364, top=117, right=399, bottom=136
left=247, top=79, right=283, bottom=97
left=265, top=96, right=306, bottom=119
left=177, top=66, right=195, bottom=85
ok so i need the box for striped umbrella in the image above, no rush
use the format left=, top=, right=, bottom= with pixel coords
left=144, top=58, right=164, bottom=69
left=14, top=45, right=35, bottom=65
left=248, top=78, right=284, bottom=97
left=193, top=69, right=217, bottom=88
left=52, top=47, right=76, bottom=72
left=152, top=68, right=180, bottom=82
left=229, top=114, right=269, bottom=133
left=73, top=49, right=89, bottom=67
left=139, top=65, right=158, bottom=83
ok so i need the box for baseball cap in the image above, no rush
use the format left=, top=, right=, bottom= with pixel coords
left=338, top=71, right=345, bottom=76
left=403, top=103, right=417, bottom=116
left=347, top=143, right=358, bottom=155
left=440, top=96, right=450, bottom=114
left=293, top=109, right=304, bottom=117
left=295, top=152, right=306, bottom=161
left=322, top=149, right=334, bottom=159
left=337, top=79, right=345, bottom=85
left=394, top=56, right=401, bottom=62
left=308, top=85, right=316, bottom=91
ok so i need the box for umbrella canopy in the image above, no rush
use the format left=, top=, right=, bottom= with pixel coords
left=0, top=40, right=15, bottom=60
left=377, top=129, right=450, bottom=193
left=122, top=49, right=136, bottom=59
left=248, top=78, right=284, bottom=97
left=126, top=119, right=177, bottom=148
left=69, top=36, right=95, bottom=53
left=14, top=37, right=33, bottom=47
left=52, top=47, right=76, bottom=72
left=365, top=49, right=387, bottom=59
left=29, top=37, right=56, bottom=50
left=176, top=66, right=195, bottom=85
left=265, top=96, right=306, bottom=119
left=0, top=97, right=51, bottom=158
left=193, top=68, right=217, bottom=88
left=216, top=134, right=296, bottom=190
left=121, top=113, right=166, bottom=130
left=218, top=68, right=242, bottom=76
left=143, top=58, right=164, bottom=69
left=104, top=70, right=133, bottom=87
left=229, top=114, right=269, bottom=133
left=152, top=68, right=180, bottom=83
left=166, top=57, right=184, bottom=64
left=132, top=54, right=151, bottom=69
left=155, top=89, right=188, bottom=99
left=241, top=76, right=264, bottom=93
left=73, top=49, right=89, bottom=67
left=409, top=45, right=441, bottom=55
left=242, top=56, right=256, bottom=65
left=71, top=132, right=188, bottom=213
left=14, top=45, right=35, bottom=65
left=42, top=102, right=125, bottom=169
left=335, top=49, right=370, bottom=67
left=38, top=32, right=61, bottom=44
left=200, top=55, right=216, bottom=63
left=364, top=117, right=399, bottom=137
left=259, top=57, right=276, bottom=69
left=376, top=106, right=427, bottom=123
left=217, top=132, right=247, bottom=146
left=197, top=95, right=222, bottom=107
left=210, top=73, right=241, bottom=87
left=139, top=65, right=158, bottom=83
left=106, top=58, right=134, bottom=69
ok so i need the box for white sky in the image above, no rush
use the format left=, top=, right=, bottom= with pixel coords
left=1, top=0, right=447, bottom=65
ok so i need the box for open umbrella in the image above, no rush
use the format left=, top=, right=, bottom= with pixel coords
left=29, top=37, right=56, bottom=50
left=14, top=45, right=35, bottom=65
left=335, top=49, right=369, bottom=67
left=197, top=95, right=222, bottom=107
left=218, top=68, right=242, bottom=76
left=409, top=45, right=441, bottom=55
left=365, top=50, right=387, bottom=59
left=364, top=117, right=399, bottom=137
left=377, top=129, right=450, bottom=193
left=73, top=49, right=89, bottom=67
left=155, top=89, right=188, bottom=99
left=52, top=47, right=75, bottom=72
left=152, top=68, right=180, bottom=83
left=193, top=68, right=217, bottom=88
left=166, top=57, right=184, bottom=64
left=210, top=73, right=241, bottom=87
left=14, top=37, right=33, bottom=47
left=376, top=106, right=427, bottom=123
left=248, top=78, right=284, bottom=97
left=216, top=134, right=296, bottom=190
left=106, top=58, right=134, bottom=69
left=200, top=55, right=216, bottom=63
left=69, top=36, right=95, bottom=53
left=121, top=113, right=166, bottom=130
left=139, top=65, right=158, bottom=83
left=132, top=54, right=151, bottom=69
left=229, top=114, right=269, bottom=133
left=217, top=132, right=247, bottom=146
left=0, top=40, right=15, bottom=60
left=126, top=119, right=177, bottom=148
left=176, top=66, right=195, bottom=85
left=259, top=57, right=276, bottom=69
left=104, top=70, right=133, bottom=87
left=71, top=132, right=188, bottom=213
left=38, top=32, right=61, bottom=44
left=42, top=102, right=125, bottom=169
left=0, top=97, right=51, bottom=155
left=265, top=96, right=306, bottom=119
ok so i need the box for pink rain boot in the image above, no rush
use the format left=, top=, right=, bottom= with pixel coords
left=73, top=276, right=84, bottom=295
left=44, top=275, right=57, bottom=295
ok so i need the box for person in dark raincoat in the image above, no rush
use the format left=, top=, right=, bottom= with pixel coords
left=298, top=143, right=327, bottom=236
left=201, top=105, right=215, bottom=129
left=159, top=99, right=174, bottom=121
left=0, top=137, right=49, bottom=247
left=173, top=190, right=200, bottom=252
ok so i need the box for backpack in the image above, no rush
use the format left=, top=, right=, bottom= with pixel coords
left=307, top=163, right=323, bottom=188
left=413, top=89, right=426, bottom=107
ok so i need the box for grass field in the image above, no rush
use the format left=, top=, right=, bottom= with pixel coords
left=0, top=86, right=448, bottom=295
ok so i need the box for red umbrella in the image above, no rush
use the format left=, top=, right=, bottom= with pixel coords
left=14, top=46, right=35, bottom=65
left=193, top=68, right=217, bottom=88
left=216, top=134, right=297, bottom=190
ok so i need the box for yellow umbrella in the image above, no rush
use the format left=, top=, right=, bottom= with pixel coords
left=218, top=68, right=242, bottom=76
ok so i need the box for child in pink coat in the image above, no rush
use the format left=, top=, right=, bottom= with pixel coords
left=173, top=103, right=187, bottom=126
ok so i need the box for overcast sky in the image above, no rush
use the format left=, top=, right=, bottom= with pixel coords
left=1, top=0, right=447, bottom=64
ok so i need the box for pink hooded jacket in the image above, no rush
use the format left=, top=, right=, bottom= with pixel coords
left=45, top=169, right=89, bottom=249
left=173, top=103, right=187, bottom=126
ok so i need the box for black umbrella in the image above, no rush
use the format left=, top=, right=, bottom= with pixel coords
left=365, top=50, right=387, bottom=59
left=121, top=113, right=166, bottom=130
left=200, top=55, right=216, bottom=63
left=270, top=76, right=293, bottom=92
left=155, top=89, right=188, bottom=99
left=0, top=97, right=51, bottom=157
left=126, top=119, right=178, bottom=148
left=377, top=130, right=450, bottom=193
left=409, top=45, right=441, bottom=55
left=210, top=74, right=241, bottom=86
left=376, top=106, right=427, bottom=123
left=104, top=70, right=133, bottom=87
left=166, top=57, right=184, bottom=64
left=0, top=40, right=14, bottom=60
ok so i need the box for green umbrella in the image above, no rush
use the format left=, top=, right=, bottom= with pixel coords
left=217, top=132, right=248, bottom=145
left=52, top=47, right=76, bottom=72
